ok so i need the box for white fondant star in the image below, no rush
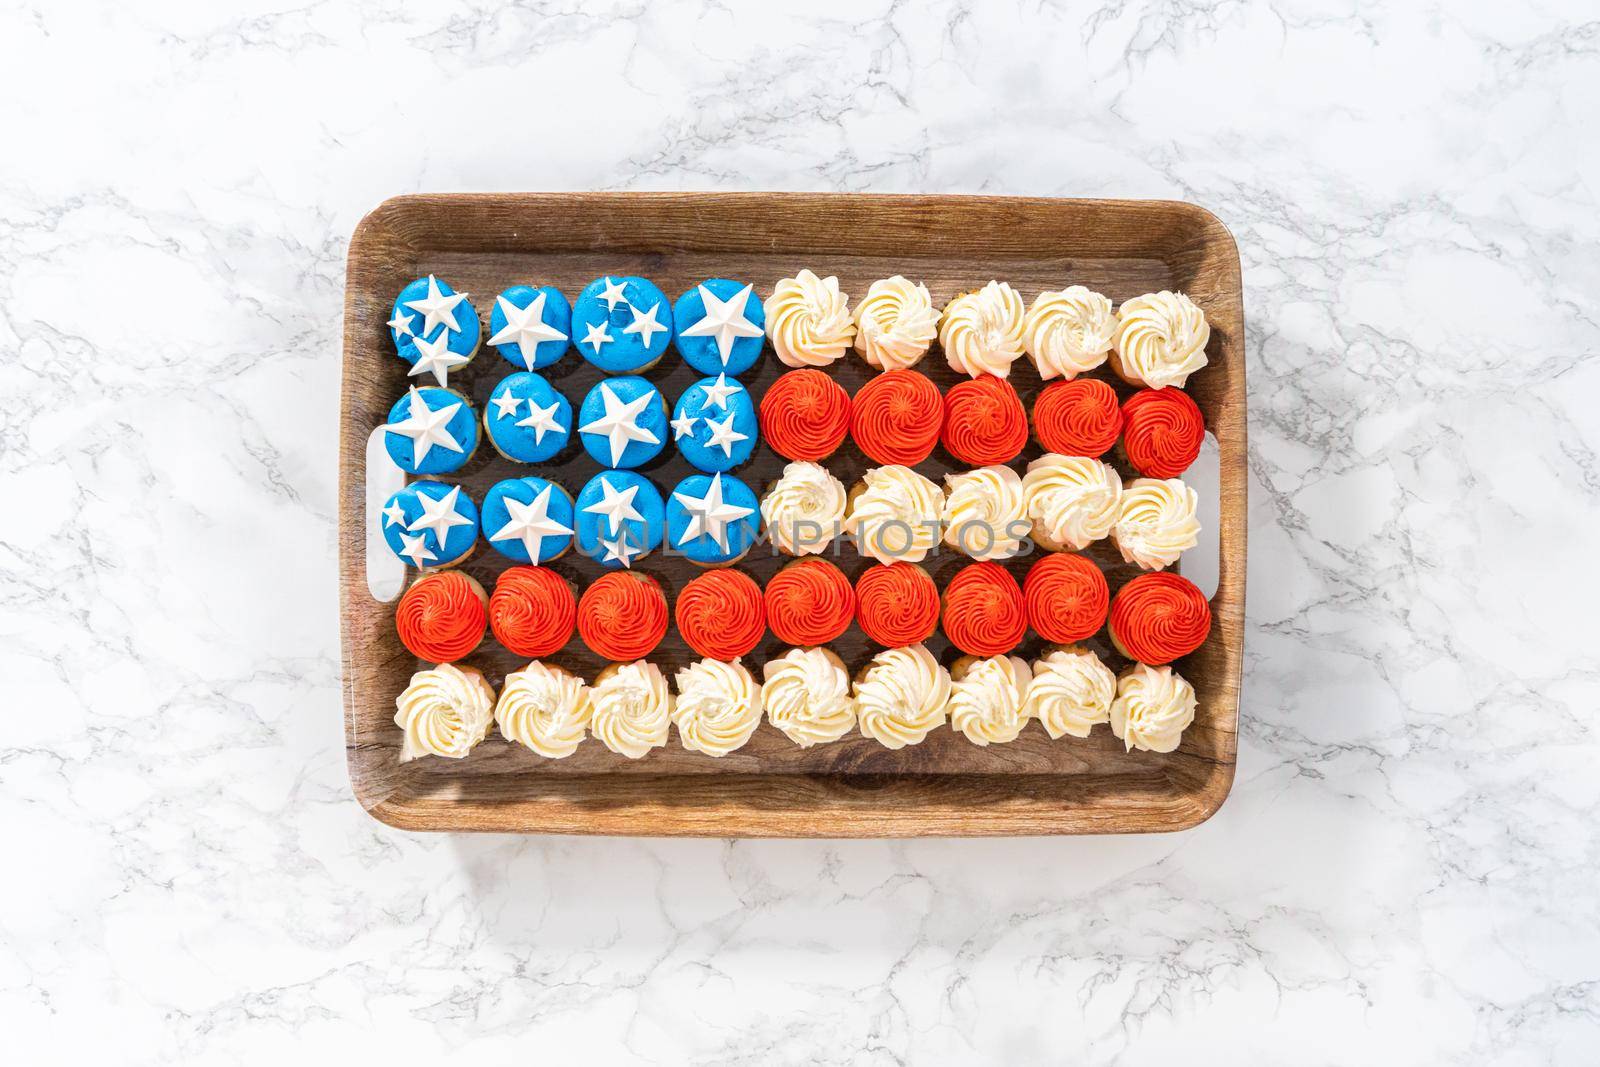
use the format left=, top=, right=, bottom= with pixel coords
left=408, top=330, right=470, bottom=387
left=680, top=283, right=761, bottom=365
left=488, top=292, right=567, bottom=367
left=597, top=277, right=629, bottom=312
left=381, top=501, right=408, bottom=528
left=386, top=387, right=464, bottom=466
left=599, top=530, right=641, bottom=568
left=490, top=389, right=522, bottom=419
left=699, top=373, right=741, bottom=411
left=489, top=484, right=573, bottom=561
left=579, top=382, right=660, bottom=465
left=581, top=320, right=613, bottom=354
left=403, top=275, right=467, bottom=336
left=621, top=302, right=667, bottom=348
left=672, top=473, right=754, bottom=552
left=397, top=531, right=438, bottom=568
left=406, top=485, right=473, bottom=541
left=671, top=413, right=698, bottom=441
left=703, top=410, right=750, bottom=458
left=515, top=398, right=565, bottom=445
left=387, top=311, right=416, bottom=339
left=583, top=475, right=645, bottom=536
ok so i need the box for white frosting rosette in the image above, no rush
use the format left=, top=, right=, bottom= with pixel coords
left=854, top=643, right=952, bottom=749
left=1021, top=454, right=1123, bottom=550
left=845, top=464, right=944, bottom=564
left=1110, top=662, right=1197, bottom=753
left=394, top=663, right=496, bottom=762
left=1112, top=290, right=1210, bottom=389
left=765, top=269, right=856, bottom=368
left=761, top=647, right=855, bottom=747
left=495, top=661, right=591, bottom=759
left=853, top=275, right=938, bottom=371
left=589, top=660, right=672, bottom=759
left=947, top=655, right=1032, bottom=746
left=760, top=461, right=848, bottom=556
left=941, top=465, right=1027, bottom=561
left=939, top=280, right=1026, bottom=378
left=672, top=658, right=762, bottom=757
left=1113, top=477, right=1200, bottom=570
left=1024, top=646, right=1116, bottom=739
left=1023, top=286, right=1115, bottom=379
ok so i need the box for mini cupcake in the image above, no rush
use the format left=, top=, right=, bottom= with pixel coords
left=760, top=460, right=847, bottom=556
left=395, top=571, right=488, bottom=663
left=672, top=373, right=757, bottom=473
left=853, top=644, right=951, bottom=750
left=1110, top=291, right=1210, bottom=389
left=590, top=660, right=673, bottom=759
left=666, top=472, right=761, bottom=567
left=941, top=374, right=1028, bottom=465
left=1033, top=378, right=1122, bottom=457
left=571, top=275, right=674, bottom=373
left=676, top=569, right=766, bottom=661
left=854, top=562, right=940, bottom=648
left=1022, top=286, right=1115, bottom=379
left=939, top=281, right=1025, bottom=379
left=1121, top=388, right=1206, bottom=478
left=573, top=470, right=665, bottom=570
left=577, top=572, right=670, bottom=662
left=389, top=274, right=481, bottom=388
left=576, top=375, right=668, bottom=469
left=947, top=654, right=1032, bottom=746
left=759, top=369, right=851, bottom=462
left=763, top=558, right=855, bottom=647
left=845, top=465, right=944, bottom=565
left=941, top=465, right=1027, bottom=561
left=762, top=647, right=855, bottom=747
left=765, top=269, right=855, bottom=368
left=1022, top=553, right=1109, bottom=645
left=941, top=561, right=1027, bottom=657
left=496, top=661, right=591, bottom=759
left=1109, top=571, right=1212, bottom=664
left=1110, top=662, right=1197, bottom=753
left=672, top=658, right=763, bottom=757
left=488, top=566, right=577, bottom=659
left=393, top=662, right=496, bottom=762
left=1024, top=646, right=1116, bottom=739
left=384, top=386, right=479, bottom=476
left=850, top=369, right=942, bottom=467
left=1020, top=454, right=1123, bottom=552
left=481, top=476, right=575, bottom=564
left=483, top=371, right=572, bottom=464
left=853, top=275, right=938, bottom=371
left=380, top=480, right=479, bottom=570
left=672, top=279, right=765, bottom=376
left=1112, top=478, right=1201, bottom=570
left=487, top=284, right=571, bottom=371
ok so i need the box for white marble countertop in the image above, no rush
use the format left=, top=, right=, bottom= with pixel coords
left=4, top=1, right=1597, bottom=1062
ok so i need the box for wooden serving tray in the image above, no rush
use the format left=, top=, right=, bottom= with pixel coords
left=340, top=192, right=1245, bottom=836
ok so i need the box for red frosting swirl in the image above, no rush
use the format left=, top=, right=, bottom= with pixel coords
left=396, top=571, right=488, bottom=663
left=941, top=561, right=1027, bottom=657
left=577, top=572, right=669, bottom=662
left=1033, top=378, right=1121, bottom=457
left=1023, top=553, right=1109, bottom=644
left=851, top=370, right=942, bottom=466
left=764, top=559, right=855, bottom=646
left=1121, top=388, right=1205, bottom=478
left=1109, top=571, right=1212, bottom=665
left=489, top=566, right=576, bottom=659
left=855, top=562, right=940, bottom=647
left=760, top=369, right=851, bottom=462
left=941, top=374, right=1028, bottom=465
left=676, top=568, right=767, bottom=660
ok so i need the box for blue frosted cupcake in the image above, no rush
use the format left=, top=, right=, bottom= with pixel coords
left=576, top=376, right=667, bottom=468
left=388, top=274, right=481, bottom=388
left=380, top=481, right=479, bottom=570
left=574, top=471, right=665, bottom=570
left=487, top=284, right=571, bottom=371
left=483, top=372, right=572, bottom=463
left=571, top=275, right=673, bottom=373
left=384, top=386, right=479, bottom=475
left=482, top=476, right=575, bottom=564
left=672, top=279, right=765, bottom=376
left=672, top=373, right=757, bottom=472
left=667, top=472, right=761, bottom=567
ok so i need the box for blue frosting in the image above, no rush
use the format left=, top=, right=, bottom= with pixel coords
left=383, top=386, right=479, bottom=475
left=571, top=275, right=674, bottom=372
left=487, top=284, right=572, bottom=370
left=483, top=371, right=572, bottom=464
left=389, top=275, right=481, bottom=379
left=573, top=471, right=666, bottom=570
left=666, top=472, right=762, bottom=565
left=672, top=278, right=766, bottom=376
left=380, top=480, right=479, bottom=569
left=481, top=476, right=575, bottom=564
left=576, top=375, right=668, bottom=469
left=672, top=374, right=758, bottom=473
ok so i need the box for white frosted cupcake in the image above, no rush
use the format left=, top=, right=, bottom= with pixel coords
left=394, top=663, right=496, bottom=762
left=495, top=661, right=591, bottom=759
left=853, top=275, right=938, bottom=371
left=1024, top=646, right=1116, bottom=739
left=942, top=465, right=1027, bottom=561
left=761, top=647, right=855, bottom=747
left=854, top=643, right=952, bottom=749
left=939, top=280, right=1026, bottom=378
left=589, top=660, right=672, bottom=759
left=1113, top=477, right=1200, bottom=570
left=672, top=658, right=762, bottom=757
left=1110, top=662, right=1197, bottom=753
left=1111, top=290, right=1210, bottom=389
left=947, top=654, right=1031, bottom=746
left=845, top=464, right=944, bottom=565
left=765, top=269, right=856, bottom=368
left=1023, top=286, right=1115, bottom=379
left=1020, top=454, right=1123, bottom=551
left=760, top=460, right=848, bottom=557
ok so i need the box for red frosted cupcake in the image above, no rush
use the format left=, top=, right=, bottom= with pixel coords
left=577, top=571, right=669, bottom=661
left=941, top=561, right=1027, bottom=657
left=760, top=369, right=851, bottom=462
left=1023, top=553, right=1109, bottom=644
left=1109, top=571, right=1211, bottom=664
left=1034, top=378, right=1121, bottom=457
left=764, top=558, right=855, bottom=646
left=941, top=374, right=1027, bottom=465
left=1121, top=388, right=1205, bottom=478
left=676, top=568, right=766, bottom=660
left=851, top=369, right=942, bottom=466
left=855, top=562, right=940, bottom=647
left=396, top=571, right=488, bottom=663
left=489, top=566, right=577, bottom=659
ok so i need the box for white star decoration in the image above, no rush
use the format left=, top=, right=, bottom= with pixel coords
left=397, top=532, right=438, bottom=568
left=381, top=501, right=408, bottom=528
left=703, top=410, right=750, bottom=458
left=387, top=311, right=416, bottom=339
left=581, top=320, right=613, bottom=354
left=622, top=302, right=667, bottom=348
left=408, top=330, right=470, bottom=387
left=403, top=275, right=467, bottom=336
left=407, top=485, right=473, bottom=541
left=490, top=389, right=522, bottom=419
left=387, top=387, right=464, bottom=466
left=489, top=484, right=573, bottom=561
left=579, top=382, right=660, bottom=465
left=672, top=473, right=754, bottom=552
left=680, top=283, right=761, bottom=364
left=515, top=398, right=565, bottom=445
left=597, top=277, right=629, bottom=312
left=599, top=530, right=641, bottom=568
left=583, top=476, right=644, bottom=536
left=671, top=413, right=698, bottom=441
left=488, top=292, right=567, bottom=367
left=700, top=373, right=741, bottom=410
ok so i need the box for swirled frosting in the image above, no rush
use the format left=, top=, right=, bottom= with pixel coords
left=940, top=374, right=1028, bottom=465
left=760, top=460, right=847, bottom=556
left=1033, top=378, right=1121, bottom=457
left=947, top=654, right=1031, bottom=746
left=675, top=569, right=766, bottom=661
left=854, top=643, right=952, bottom=749
left=394, top=663, right=496, bottom=762
left=1109, top=571, right=1211, bottom=664
left=577, top=572, right=669, bottom=661
left=1110, top=662, right=1197, bottom=753
left=488, top=566, right=576, bottom=659
left=1023, top=552, right=1109, bottom=643
left=764, top=558, right=855, bottom=646
left=765, top=269, right=856, bottom=368
left=853, top=275, right=938, bottom=371
left=590, top=660, right=672, bottom=759
left=850, top=370, right=943, bottom=466
left=762, top=647, right=855, bottom=747
left=942, top=465, right=1027, bottom=561
left=845, top=464, right=944, bottom=565
left=1113, top=478, right=1200, bottom=570
left=758, top=369, right=851, bottom=461
left=941, top=561, right=1027, bottom=657
left=939, top=281, right=1026, bottom=378
left=672, top=658, right=762, bottom=757
left=495, top=661, right=591, bottom=758
left=1023, top=286, right=1115, bottom=379
left=1025, top=646, right=1116, bottom=739
left=1121, top=387, right=1205, bottom=478
left=1112, top=290, right=1210, bottom=389
left=396, top=571, right=488, bottom=663
left=1021, top=454, right=1123, bottom=550
left=855, top=562, right=940, bottom=647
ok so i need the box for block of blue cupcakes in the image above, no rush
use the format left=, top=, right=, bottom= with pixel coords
left=388, top=274, right=481, bottom=388
left=574, top=470, right=665, bottom=570
left=571, top=275, right=673, bottom=373
left=380, top=481, right=479, bottom=570
left=577, top=376, right=667, bottom=468
left=666, top=472, right=761, bottom=567
left=672, top=279, right=765, bottom=377
left=384, top=386, right=479, bottom=475
left=482, top=476, right=575, bottom=564
left=672, top=373, right=757, bottom=472
left=484, top=372, right=572, bottom=463
left=487, top=283, right=571, bottom=371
